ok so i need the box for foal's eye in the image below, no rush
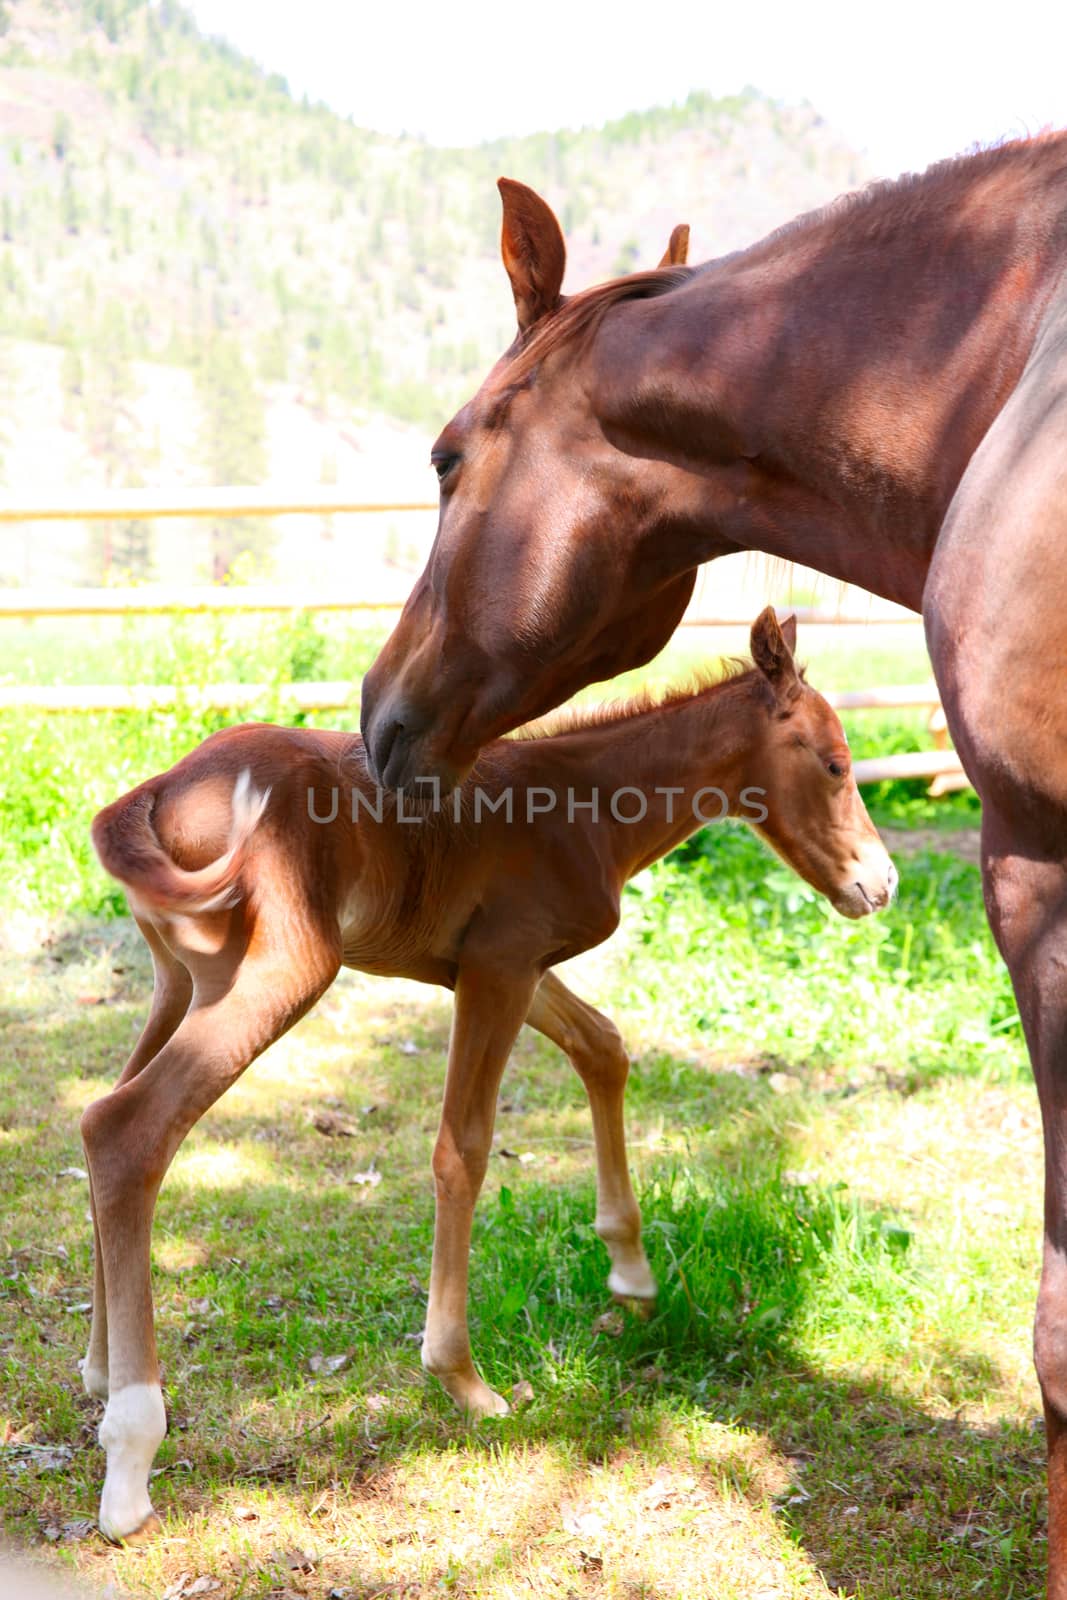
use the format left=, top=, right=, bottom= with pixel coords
left=432, top=454, right=458, bottom=484
left=826, top=759, right=846, bottom=778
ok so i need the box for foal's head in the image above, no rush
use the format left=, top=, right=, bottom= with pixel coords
left=747, top=610, right=897, bottom=919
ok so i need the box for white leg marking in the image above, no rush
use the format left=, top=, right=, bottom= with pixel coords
left=597, top=1212, right=657, bottom=1301
left=98, top=1383, right=166, bottom=1541
left=607, top=1260, right=658, bottom=1300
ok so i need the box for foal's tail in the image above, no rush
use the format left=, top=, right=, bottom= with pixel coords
left=91, top=769, right=270, bottom=914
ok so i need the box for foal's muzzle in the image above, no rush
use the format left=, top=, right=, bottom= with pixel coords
left=832, top=855, right=899, bottom=920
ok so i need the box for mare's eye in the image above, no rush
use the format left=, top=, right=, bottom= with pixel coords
left=826, top=759, right=846, bottom=778
left=432, top=454, right=458, bottom=484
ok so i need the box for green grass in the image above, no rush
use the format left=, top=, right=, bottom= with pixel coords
left=0, top=923, right=1044, bottom=1599
left=0, top=612, right=380, bottom=915
left=621, top=824, right=1019, bottom=1084
left=0, top=612, right=979, bottom=916
left=0, top=613, right=382, bottom=688
left=1, top=612, right=1044, bottom=1599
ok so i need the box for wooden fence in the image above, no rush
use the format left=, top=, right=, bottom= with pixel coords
left=0, top=487, right=967, bottom=792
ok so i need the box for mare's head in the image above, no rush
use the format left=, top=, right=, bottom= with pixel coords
left=362, top=181, right=717, bottom=790
left=747, top=609, right=897, bottom=919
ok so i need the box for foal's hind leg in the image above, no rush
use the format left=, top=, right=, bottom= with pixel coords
left=83, top=920, right=193, bottom=1403
left=526, top=971, right=655, bottom=1302
left=80, top=933, right=339, bottom=1542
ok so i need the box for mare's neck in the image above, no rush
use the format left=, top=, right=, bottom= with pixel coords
left=596, top=138, right=1067, bottom=611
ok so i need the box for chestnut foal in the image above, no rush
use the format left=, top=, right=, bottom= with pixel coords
left=81, top=610, right=895, bottom=1541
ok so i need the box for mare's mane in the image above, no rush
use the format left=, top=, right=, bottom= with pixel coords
left=493, top=132, right=1067, bottom=398
left=751, top=129, right=1067, bottom=260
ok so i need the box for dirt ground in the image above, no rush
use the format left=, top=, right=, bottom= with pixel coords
left=881, top=826, right=981, bottom=866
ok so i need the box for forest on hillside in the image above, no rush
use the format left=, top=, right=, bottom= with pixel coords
left=0, top=0, right=868, bottom=583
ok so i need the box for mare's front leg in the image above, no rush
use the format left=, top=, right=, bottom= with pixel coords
left=422, top=962, right=538, bottom=1417
left=980, top=813, right=1067, bottom=1600
left=526, top=970, right=655, bottom=1302
left=80, top=932, right=339, bottom=1542
left=923, top=314, right=1067, bottom=1598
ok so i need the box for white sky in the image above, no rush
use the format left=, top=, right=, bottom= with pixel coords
left=187, top=0, right=1067, bottom=179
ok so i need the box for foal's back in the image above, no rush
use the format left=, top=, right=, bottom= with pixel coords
left=97, top=722, right=618, bottom=986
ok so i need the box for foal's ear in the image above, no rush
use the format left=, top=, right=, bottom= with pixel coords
left=751, top=607, right=801, bottom=702
left=498, top=178, right=567, bottom=334
left=657, top=223, right=690, bottom=268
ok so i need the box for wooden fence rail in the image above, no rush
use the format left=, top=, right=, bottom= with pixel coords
left=0, top=679, right=942, bottom=714
left=0, top=487, right=438, bottom=522
left=0, top=681, right=355, bottom=714
left=0, top=589, right=928, bottom=623
left=0, top=587, right=408, bottom=618
left=0, top=674, right=969, bottom=793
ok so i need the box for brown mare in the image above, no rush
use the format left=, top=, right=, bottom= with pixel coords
left=359, top=140, right=1067, bottom=1590
left=80, top=610, right=893, bottom=1541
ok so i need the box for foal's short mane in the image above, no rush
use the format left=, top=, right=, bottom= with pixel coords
left=512, top=658, right=769, bottom=743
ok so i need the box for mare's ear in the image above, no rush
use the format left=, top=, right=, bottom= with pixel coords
left=751, top=607, right=801, bottom=703
left=498, top=178, right=566, bottom=334
left=657, top=223, right=690, bottom=268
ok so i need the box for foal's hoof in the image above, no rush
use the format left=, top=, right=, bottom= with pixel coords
left=436, top=1369, right=510, bottom=1419
left=80, top=1358, right=109, bottom=1401
left=611, top=1291, right=656, bottom=1321
left=459, top=1378, right=510, bottom=1420
left=101, top=1510, right=163, bottom=1546
left=468, top=1389, right=509, bottom=1420
left=608, top=1262, right=658, bottom=1310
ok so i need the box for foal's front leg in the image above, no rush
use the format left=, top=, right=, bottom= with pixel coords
left=422, top=963, right=538, bottom=1417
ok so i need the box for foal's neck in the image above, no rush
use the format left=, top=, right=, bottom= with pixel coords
left=546, top=672, right=766, bottom=878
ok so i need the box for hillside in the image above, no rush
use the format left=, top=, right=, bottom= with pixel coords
left=0, top=0, right=871, bottom=585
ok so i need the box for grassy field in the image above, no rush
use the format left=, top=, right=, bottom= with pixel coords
left=1, top=613, right=1044, bottom=1600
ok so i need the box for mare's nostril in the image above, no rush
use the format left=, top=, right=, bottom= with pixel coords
left=363, top=695, right=460, bottom=791
left=369, top=716, right=404, bottom=788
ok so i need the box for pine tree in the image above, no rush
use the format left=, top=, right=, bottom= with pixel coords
left=194, top=337, right=271, bottom=581
left=0, top=339, right=15, bottom=482
left=61, top=166, right=81, bottom=235
left=81, top=304, right=152, bottom=583
left=61, top=345, right=83, bottom=428
left=52, top=111, right=72, bottom=162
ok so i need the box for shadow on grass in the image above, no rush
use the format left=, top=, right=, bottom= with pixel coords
left=0, top=918, right=1047, bottom=1598
left=105, top=1165, right=1043, bottom=1600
